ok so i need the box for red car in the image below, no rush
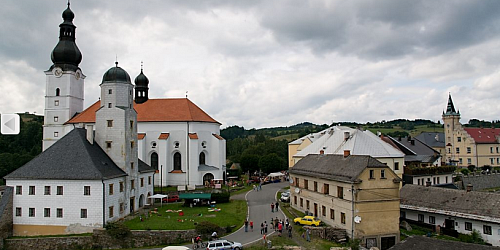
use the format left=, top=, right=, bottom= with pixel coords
left=162, top=195, right=180, bottom=203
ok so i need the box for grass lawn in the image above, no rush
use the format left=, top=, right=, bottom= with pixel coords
left=124, top=200, right=247, bottom=231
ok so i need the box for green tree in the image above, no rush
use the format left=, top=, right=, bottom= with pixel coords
left=240, top=154, right=260, bottom=173
left=258, top=153, right=284, bottom=174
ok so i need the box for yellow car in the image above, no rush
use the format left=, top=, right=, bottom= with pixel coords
left=293, top=215, right=321, bottom=226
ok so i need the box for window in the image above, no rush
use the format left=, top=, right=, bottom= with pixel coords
left=418, top=214, right=424, bottom=222
left=54, top=132, right=59, bottom=137
left=491, top=158, right=495, bottom=165
left=106, top=141, right=112, bottom=149
left=304, top=180, right=309, bottom=189
left=151, top=152, right=158, bottom=170
left=459, top=158, right=463, bottom=165
left=81, top=209, right=87, bottom=218
left=448, top=148, right=451, bottom=154
left=322, top=206, right=326, bottom=216
left=457, top=137, right=462, bottom=142
left=131, top=162, right=134, bottom=170
left=173, top=152, right=181, bottom=170
left=498, top=158, right=500, bottom=165
left=394, top=162, right=399, bottom=171
left=300, top=198, right=303, bottom=207
left=29, top=186, right=35, bottom=195
left=446, top=176, right=449, bottom=183
left=369, top=170, right=375, bottom=179
left=109, top=206, right=114, bottom=218
left=294, top=196, right=297, bottom=205
left=400, top=211, right=406, bottom=219
left=130, top=120, right=133, bottom=130
left=56, top=186, right=63, bottom=195
left=429, top=216, right=435, bottom=224
left=418, top=179, right=420, bottom=185
left=54, top=100, right=59, bottom=106
left=15, top=207, right=22, bottom=217
left=44, top=208, right=50, bottom=218
left=330, top=209, right=335, bottom=220
left=120, top=203, right=124, bottom=213
left=341, top=212, right=346, bottom=224
left=381, top=170, right=386, bottom=179
left=467, top=147, right=471, bottom=154
left=42, top=186, right=50, bottom=195
left=55, top=88, right=60, bottom=96
left=337, top=186, right=344, bottom=199
left=295, top=178, right=299, bottom=187
left=484, top=225, right=492, bottom=235
left=15, top=186, right=22, bottom=195
left=29, top=208, right=35, bottom=217
left=437, top=177, right=440, bottom=184
left=119, top=182, right=124, bottom=192
left=465, top=222, right=472, bottom=231
left=314, top=182, right=318, bottom=192
left=57, top=208, right=63, bottom=218
left=324, top=184, right=329, bottom=195
left=108, top=103, right=112, bottom=108
left=491, top=147, right=494, bottom=154
left=131, top=180, right=135, bottom=190
left=199, top=152, right=206, bottom=165
left=456, top=147, right=460, bottom=154
left=467, top=158, right=472, bottom=165
left=148, top=176, right=152, bottom=185
left=109, top=184, right=113, bottom=195
left=174, top=142, right=179, bottom=148
left=130, top=141, right=134, bottom=149
left=84, top=186, right=90, bottom=196
left=497, top=147, right=499, bottom=154
left=54, top=116, right=59, bottom=122
left=306, top=200, right=310, bottom=210
left=108, top=89, right=112, bottom=94
left=107, top=120, right=113, bottom=127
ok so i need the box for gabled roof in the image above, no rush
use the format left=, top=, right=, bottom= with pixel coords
left=5, top=129, right=126, bottom=180
left=388, top=235, right=497, bottom=250
left=294, top=126, right=404, bottom=158
left=289, top=154, right=388, bottom=183
left=66, top=98, right=220, bottom=124
left=464, top=128, right=500, bottom=144
left=138, top=159, right=155, bottom=174
left=400, top=184, right=500, bottom=221
left=386, top=136, right=440, bottom=164
left=289, top=128, right=329, bottom=145
left=415, top=132, right=445, bottom=148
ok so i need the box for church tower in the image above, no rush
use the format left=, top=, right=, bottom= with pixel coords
left=134, top=64, right=149, bottom=104
left=43, top=3, right=84, bottom=151
left=442, top=94, right=461, bottom=164
left=95, top=62, right=139, bottom=213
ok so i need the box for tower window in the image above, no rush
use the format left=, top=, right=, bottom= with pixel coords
left=151, top=152, right=158, bottom=170
left=54, top=132, right=59, bottom=137
left=130, top=90, right=132, bottom=95
left=131, top=162, right=134, bottom=169
left=130, top=121, right=134, bottom=130
left=107, top=120, right=113, bottom=127
left=174, top=142, right=180, bottom=148
left=55, top=88, right=60, bottom=96
left=130, top=141, right=134, bottom=148
left=174, top=152, right=181, bottom=170
left=108, top=89, right=112, bottom=94
left=108, top=103, right=112, bottom=108
left=199, top=152, right=206, bottom=165
left=54, top=100, right=59, bottom=106
left=106, top=141, right=112, bottom=149
left=54, top=116, right=59, bottom=122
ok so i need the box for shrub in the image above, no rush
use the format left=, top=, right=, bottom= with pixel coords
left=467, top=165, right=476, bottom=172
left=460, top=168, right=470, bottom=175
left=211, top=192, right=230, bottom=203
left=196, top=221, right=220, bottom=237
left=104, top=222, right=131, bottom=239
left=458, top=229, right=485, bottom=244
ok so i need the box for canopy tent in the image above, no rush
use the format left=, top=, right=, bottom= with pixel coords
left=179, top=193, right=212, bottom=200
left=148, top=194, right=168, bottom=207
left=268, top=172, right=285, bottom=177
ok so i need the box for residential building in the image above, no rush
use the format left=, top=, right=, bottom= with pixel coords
left=400, top=184, right=500, bottom=246
left=290, top=126, right=405, bottom=179
left=289, top=153, right=401, bottom=250
left=415, top=132, right=445, bottom=159
left=288, top=129, right=327, bottom=167
left=442, top=94, right=500, bottom=168
left=388, top=235, right=498, bottom=250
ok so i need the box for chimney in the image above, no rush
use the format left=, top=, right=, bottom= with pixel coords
left=86, top=124, right=94, bottom=144
left=319, top=150, right=324, bottom=155
left=343, top=150, right=350, bottom=158
left=344, top=131, right=350, bottom=141
left=466, top=184, right=473, bottom=192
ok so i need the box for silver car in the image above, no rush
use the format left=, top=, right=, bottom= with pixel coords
left=206, top=239, right=243, bottom=250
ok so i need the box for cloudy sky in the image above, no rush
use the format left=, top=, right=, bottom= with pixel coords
left=1, top=0, right=500, bottom=129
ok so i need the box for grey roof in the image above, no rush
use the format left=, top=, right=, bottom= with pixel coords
left=388, top=235, right=497, bottom=250
left=415, top=132, right=445, bottom=148
left=198, top=164, right=219, bottom=171
left=388, top=136, right=439, bottom=156
left=404, top=155, right=440, bottom=164
left=289, top=154, right=388, bottom=183
left=400, top=184, right=500, bottom=220
left=138, top=159, right=155, bottom=174
left=5, top=128, right=127, bottom=180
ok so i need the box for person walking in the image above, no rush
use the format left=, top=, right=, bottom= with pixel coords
left=262, top=233, right=267, bottom=246
left=260, top=222, right=264, bottom=234
left=278, top=222, right=283, bottom=237
left=288, top=225, right=292, bottom=238
left=274, top=217, right=279, bottom=230
left=271, top=203, right=275, bottom=212
left=250, top=220, right=254, bottom=232
left=244, top=219, right=249, bottom=232
left=265, top=221, right=268, bottom=234
left=306, top=228, right=311, bottom=242
left=275, top=201, right=279, bottom=212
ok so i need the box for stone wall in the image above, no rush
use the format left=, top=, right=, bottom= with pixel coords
left=458, top=172, right=500, bottom=190
left=305, top=226, right=348, bottom=242
left=0, top=186, right=13, bottom=249
left=5, top=236, right=94, bottom=250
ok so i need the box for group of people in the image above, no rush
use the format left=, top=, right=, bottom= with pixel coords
left=270, top=201, right=279, bottom=212
left=270, top=217, right=292, bottom=238
left=244, top=219, right=254, bottom=232
left=252, top=182, right=263, bottom=191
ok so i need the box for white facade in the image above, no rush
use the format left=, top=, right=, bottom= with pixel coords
left=410, top=173, right=454, bottom=186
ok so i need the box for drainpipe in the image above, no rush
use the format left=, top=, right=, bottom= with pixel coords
left=102, top=180, right=106, bottom=227
left=351, top=184, right=355, bottom=240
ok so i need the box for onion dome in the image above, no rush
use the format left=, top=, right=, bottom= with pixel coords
left=134, top=66, right=149, bottom=104
left=134, top=69, right=149, bottom=86
left=102, top=62, right=131, bottom=83
left=50, top=3, right=82, bottom=72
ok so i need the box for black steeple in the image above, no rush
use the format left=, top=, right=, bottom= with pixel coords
left=134, top=62, right=149, bottom=104
left=50, top=2, right=82, bottom=72
left=444, top=93, right=459, bottom=116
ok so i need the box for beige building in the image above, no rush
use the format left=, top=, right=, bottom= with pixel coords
left=443, top=95, right=500, bottom=167
left=289, top=153, right=401, bottom=250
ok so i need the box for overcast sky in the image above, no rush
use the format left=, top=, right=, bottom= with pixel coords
left=1, top=0, right=500, bottom=129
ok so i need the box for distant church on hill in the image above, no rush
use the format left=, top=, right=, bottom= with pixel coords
left=5, top=3, right=225, bottom=236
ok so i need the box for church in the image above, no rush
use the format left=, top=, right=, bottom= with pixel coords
left=5, top=3, right=224, bottom=236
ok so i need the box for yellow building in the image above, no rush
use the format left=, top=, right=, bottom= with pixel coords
left=442, top=95, right=500, bottom=167
left=289, top=153, right=401, bottom=249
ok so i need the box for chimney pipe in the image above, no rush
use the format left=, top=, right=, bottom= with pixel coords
left=86, top=124, right=94, bottom=144
left=319, top=150, right=324, bottom=155
left=466, top=184, right=473, bottom=192
left=344, top=150, right=350, bottom=158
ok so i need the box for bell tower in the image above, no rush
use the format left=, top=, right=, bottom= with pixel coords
left=442, top=94, right=461, bottom=164
left=43, top=2, right=84, bottom=151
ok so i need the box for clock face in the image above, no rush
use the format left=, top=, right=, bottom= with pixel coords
left=53, top=67, right=63, bottom=77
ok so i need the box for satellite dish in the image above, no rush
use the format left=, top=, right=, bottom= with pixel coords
left=354, top=216, right=361, bottom=224
left=289, top=178, right=294, bottom=184
left=295, top=188, right=300, bottom=194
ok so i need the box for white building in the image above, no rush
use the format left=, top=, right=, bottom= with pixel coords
left=400, top=184, right=500, bottom=246
left=41, top=3, right=225, bottom=187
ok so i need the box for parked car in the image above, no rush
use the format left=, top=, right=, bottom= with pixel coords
left=293, top=215, right=321, bottom=226
left=162, top=195, right=180, bottom=203
left=162, top=246, right=190, bottom=250
left=206, top=239, right=243, bottom=250
left=280, top=191, right=290, bottom=202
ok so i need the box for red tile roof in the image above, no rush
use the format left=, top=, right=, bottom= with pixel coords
left=138, top=133, right=146, bottom=140
left=188, top=133, right=198, bottom=139
left=464, top=128, right=500, bottom=144
left=66, top=98, right=220, bottom=124
left=213, top=134, right=224, bottom=140
left=158, top=133, right=170, bottom=140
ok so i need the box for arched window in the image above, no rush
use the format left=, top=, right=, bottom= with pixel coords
left=173, top=152, right=181, bottom=171
left=151, top=152, right=158, bottom=170
left=199, top=152, right=206, bottom=165
left=55, top=88, right=60, bottom=96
